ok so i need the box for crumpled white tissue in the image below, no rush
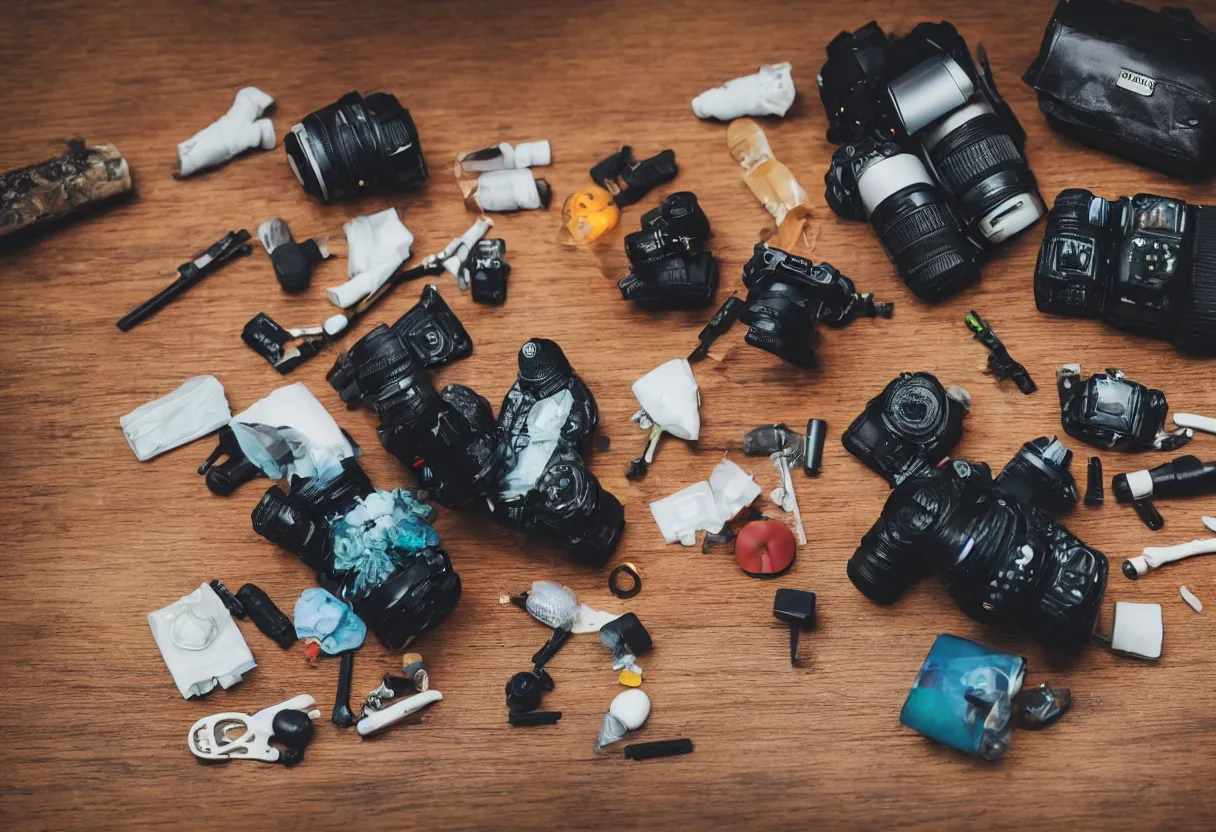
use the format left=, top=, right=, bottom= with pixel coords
left=692, top=63, right=795, bottom=121
left=328, top=208, right=414, bottom=308
left=177, top=87, right=276, bottom=177
left=121, top=375, right=231, bottom=461
left=149, top=583, right=256, bottom=699
left=229, top=382, right=355, bottom=482
left=632, top=358, right=700, bottom=441
left=477, top=168, right=544, bottom=211
left=650, top=459, right=762, bottom=546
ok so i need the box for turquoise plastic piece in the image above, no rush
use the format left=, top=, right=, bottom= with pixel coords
left=899, top=634, right=1026, bottom=761
left=293, top=587, right=367, bottom=654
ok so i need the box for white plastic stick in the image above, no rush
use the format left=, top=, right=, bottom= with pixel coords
left=1174, top=413, right=1216, bottom=435
left=356, top=690, right=443, bottom=736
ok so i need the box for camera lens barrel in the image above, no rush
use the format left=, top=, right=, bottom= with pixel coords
left=285, top=91, right=427, bottom=202
left=887, top=55, right=975, bottom=137
left=922, top=104, right=1044, bottom=243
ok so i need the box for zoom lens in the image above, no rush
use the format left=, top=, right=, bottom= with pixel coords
left=251, top=486, right=330, bottom=570
left=856, top=149, right=980, bottom=301
left=285, top=91, right=427, bottom=202
left=922, top=101, right=1045, bottom=243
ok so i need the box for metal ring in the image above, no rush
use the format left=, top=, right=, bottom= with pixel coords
left=609, top=563, right=642, bottom=599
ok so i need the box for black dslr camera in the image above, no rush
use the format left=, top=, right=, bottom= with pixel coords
left=848, top=447, right=1107, bottom=649
left=818, top=21, right=1045, bottom=300
left=735, top=242, right=893, bottom=367
left=1035, top=189, right=1216, bottom=355
left=842, top=371, right=970, bottom=486
left=251, top=458, right=463, bottom=650
left=618, top=192, right=719, bottom=308
left=285, top=91, right=427, bottom=202
left=329, top=330, right=624, bottom=566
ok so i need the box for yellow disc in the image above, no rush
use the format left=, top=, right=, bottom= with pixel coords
left=618, top=669, right=643, bottom=687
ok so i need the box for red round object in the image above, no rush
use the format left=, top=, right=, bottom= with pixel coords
left=734, top=520, right=797, bottom=577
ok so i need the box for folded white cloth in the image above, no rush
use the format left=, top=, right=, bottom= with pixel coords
left=177, top=87, right=275, bottom=177
left=149, top=584, right=256, bottom=699
left=121, top=375, right=231, bottom=461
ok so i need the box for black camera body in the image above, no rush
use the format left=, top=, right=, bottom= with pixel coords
left=1056, top=365, right=1192, bottom=452
left=618, top=192, right=718, bottom=308
left=329, top=331, right=624, bottom=566
left=251, top=458, right=462, bottom=650
left=737, top=242, right=892, bottom=367
left=285, top=91, right=427, bottom=202
left=818, top=21, right=1045, bottom=300
left=1035, top=189, right=1216, bottom=354
left=848, top=453, right=1107, bottom=649
left=842, top=371, right=970, bottom=486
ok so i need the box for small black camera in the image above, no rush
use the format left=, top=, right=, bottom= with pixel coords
left=618, top=192, right=718, bottom=308
left=737, top=242, right=893, bottom=367
left=842, top=371, right=970, bottom=486
left=285, top=91, right=427, bottom=201
left=1035, top=189, right=1216, bottom=354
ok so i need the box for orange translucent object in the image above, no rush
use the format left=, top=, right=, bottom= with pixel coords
left=559, top=185, right=621, bottom=246
left=726, top=118, right=813, bottom=251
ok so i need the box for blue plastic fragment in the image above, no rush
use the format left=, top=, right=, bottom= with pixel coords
left=293, top=587, right=368, bottom=654
left=330, top=489, right=440, bottom=599
left=899, top=634, right=1026, bottom=761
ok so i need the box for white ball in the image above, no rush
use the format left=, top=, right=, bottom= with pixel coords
left=609, top=688, right=651, bottom=730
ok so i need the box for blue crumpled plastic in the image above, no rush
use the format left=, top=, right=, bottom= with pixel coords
left=330, top=489, right=440, bottom=599
left=293, top=587, right=368, bottom=654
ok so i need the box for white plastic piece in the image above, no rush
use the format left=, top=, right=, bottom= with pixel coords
left=188, top=694, right=319, bottom=762
left=477, top=168, right=543, bottom=211
left=1127, top=535, right=1216, bottom=578
left=692, top=62, right=796, bottom=121
left=176, top=87, right=275, bottom=177
left=632, top=359, right=701, bottom=441
left=610, top=688, right=651, bottom=729
left=708, top=459, right=761, bottom=525
left=1180, top=586, right=1203, bottom=613
left=768, top=453, right=807, bottom=545
left=328, top=208, right=414, bottom=308
left=121, top=376, right=231, bottom=461
left=457, top=140, right=551, bottom=174
left=323, top=314, right=348, bottom=336
left=595, top=688, right=651, bottom=752
left=149, top=584, right=256, bottom=699
left=1110, top=601, right=1163, bottom=660
left=229, top=382, right=354, bottom=481
left=1174, top=413, right=1216, bottom=435
left=571, top=603, right=622, bottom=634
left=499, top=390, right=575, bottom=498
left=1204, top=516, right=1216, bottom=534
left=356, top=690, right=443, bottom=737
left=1125, top=469, right=1155, bottom=501
left=650, top=481, right=720, bottom=545
left=438, top=217, right=494, bottom=278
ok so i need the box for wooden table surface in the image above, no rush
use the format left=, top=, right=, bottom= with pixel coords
left=3, top=0, right=1215, bottom=829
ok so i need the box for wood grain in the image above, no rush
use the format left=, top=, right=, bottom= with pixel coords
left=2, top=1, right=1215, bottom=829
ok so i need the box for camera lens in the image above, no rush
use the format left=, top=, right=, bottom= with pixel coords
left=921, top=101, right=1045, bottom=243
left=884, top=372, right=949, bottom=439
left=848, top=482, right=938, bottom=603
left=887, top=55, right=975, bottom=137
left=285, top=91, right=427, bottom=202
left=856, top=149, right=980, bottom=301
left=337, top=324, right=425, bottom=412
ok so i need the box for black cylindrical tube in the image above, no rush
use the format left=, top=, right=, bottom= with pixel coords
left=235, top=583, right=296, bottom=648
left=804, top=418, right=827, bottom=476
left=1113, top=456, right=1216, bottom=503
left=624, top=738, right=695, bottom=760
left=508, top=711, right=562, bottom=726
left=1084, top=457, right=1104, bottom=506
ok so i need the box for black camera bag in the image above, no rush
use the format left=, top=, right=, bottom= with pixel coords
left=1023, top=0, right=1216, bottom=177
